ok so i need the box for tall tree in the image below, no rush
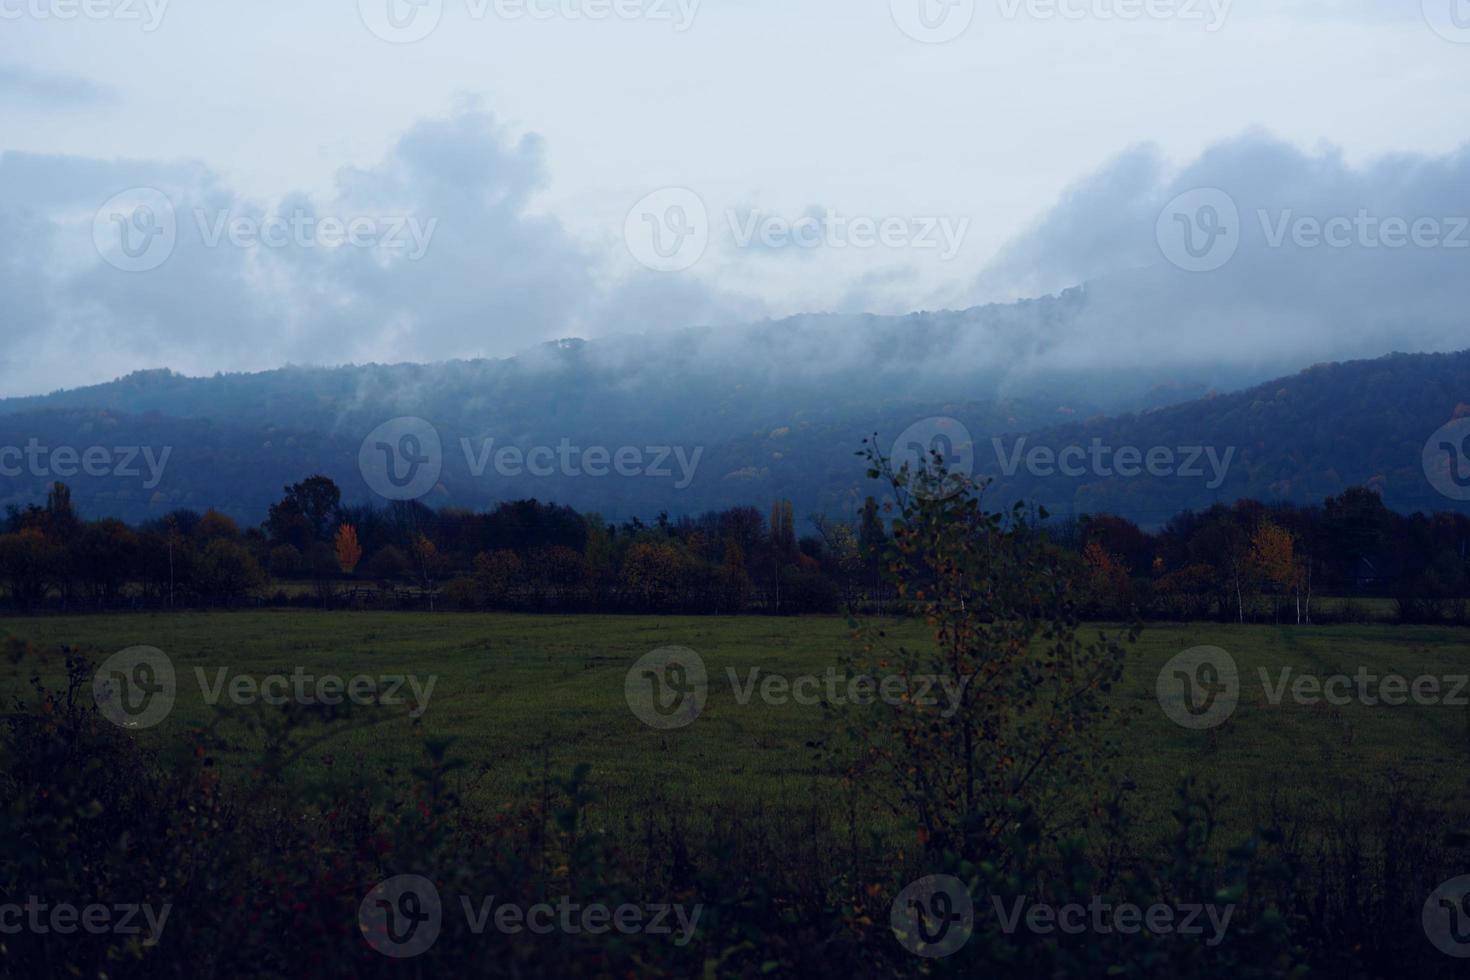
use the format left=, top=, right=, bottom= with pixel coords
left=335, top=524, right=363, bottom=576
left=769, top=499, right=797, bottom=613
left=266, top=476, right=342, bottom=547
left=1250, top=520, right=1300, bottom=623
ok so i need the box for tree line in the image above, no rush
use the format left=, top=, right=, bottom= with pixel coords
left=1, top=476, right=1467, bottom=622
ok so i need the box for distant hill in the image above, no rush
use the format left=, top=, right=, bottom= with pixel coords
left=975, top=350, right=1470, bottom=521
left=0, top=292, right=1283, bottom=438
left=1, top=333, right=1466, bottom=527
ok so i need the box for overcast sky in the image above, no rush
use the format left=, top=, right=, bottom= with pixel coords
left=3, top=0, right=1470, bottom=395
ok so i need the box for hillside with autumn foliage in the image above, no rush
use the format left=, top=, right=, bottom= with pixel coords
left=0, top=346, right=1467, bottom=527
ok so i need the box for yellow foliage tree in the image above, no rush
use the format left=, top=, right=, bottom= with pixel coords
left=1250, top=521, right=1305, bottom=623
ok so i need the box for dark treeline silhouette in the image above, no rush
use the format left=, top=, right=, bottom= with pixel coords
left=2, top=477, right=1468, bottom=622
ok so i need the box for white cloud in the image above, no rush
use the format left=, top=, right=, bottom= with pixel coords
left=968, top=130, right=1470, bottom=381
left=0, top=105, right=757, bottom=395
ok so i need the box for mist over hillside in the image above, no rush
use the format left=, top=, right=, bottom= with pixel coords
left=2, top=339, right=1467, bottom=529
left=0, top=289, right=1267, bottom=439
left=9, top=120, right=1470, bottom=533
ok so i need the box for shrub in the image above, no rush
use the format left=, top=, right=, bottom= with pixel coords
left=442, top=576, right=480, bottom=610
left=779, top=564, right=841, bottom=614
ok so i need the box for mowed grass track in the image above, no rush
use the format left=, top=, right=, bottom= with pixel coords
left=3, top=613, right=1468, bottom=847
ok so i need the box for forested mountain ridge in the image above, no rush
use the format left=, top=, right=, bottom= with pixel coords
left=0, top=292, right=1280, bottom=439
left=0, top=344, right=1466, bottom=527
left=976, top=349, right=1470, bottom=521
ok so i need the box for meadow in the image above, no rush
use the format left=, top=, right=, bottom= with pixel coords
left=3, top=611, right=1466, bottom=854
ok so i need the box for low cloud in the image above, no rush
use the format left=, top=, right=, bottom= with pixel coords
left=967, top=131, right=1470, bottom=384
left=0, top=66, right=110, bottom=107
left=0, top=102, right=754, bottom=395
left=4, top=121, right=1469, bottom=404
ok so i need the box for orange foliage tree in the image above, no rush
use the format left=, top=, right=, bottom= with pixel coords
left=334, top=524, right=363, bottom=576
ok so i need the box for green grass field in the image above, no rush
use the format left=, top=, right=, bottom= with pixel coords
left=3, top=612, right=1467, bottom=851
